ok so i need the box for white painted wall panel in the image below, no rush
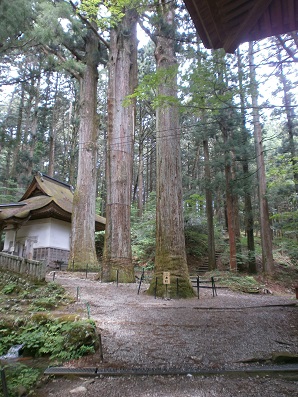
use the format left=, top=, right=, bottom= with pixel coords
left=3, top=230, right=15, bottom=251
left=3, top=218, right=71, bottom=253
left=17, top=219, right=51, bottom=247
left=49, top=219, right=70, bottom=249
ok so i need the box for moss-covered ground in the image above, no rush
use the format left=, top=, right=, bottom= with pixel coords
left=0, top=271, right=99, bottom=397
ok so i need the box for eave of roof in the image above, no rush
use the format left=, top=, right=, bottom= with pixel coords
left=0, top=173, right=106, bottom=229
left=183, top=0, right=298, bottom=53
left=0, top=196, right=53, bottom=221
left=0, top=203, right=26, bottom=208
left=30, top=201, right=72, bottom=223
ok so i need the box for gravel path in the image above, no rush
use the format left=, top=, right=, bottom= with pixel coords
left=36, top=272, right=298, bottom=397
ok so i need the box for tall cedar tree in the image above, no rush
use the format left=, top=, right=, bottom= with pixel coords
left=249, top=42, right=274, bottom=274
left=276, top=38, right=298, bottom=194
left=69, top=23, right=99, bottom=269
left=147, top=0, right=194, bottom=297
left=102, top=7, right=138, bottom=282
left=1, top=0, right=105, bottom=269
left=237, top=49, right=256, bottom=273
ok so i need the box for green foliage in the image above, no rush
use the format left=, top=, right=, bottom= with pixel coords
left=1, top=282, right=20, bottom=295
left=125, top=65, right=179, bottom=108
left=131, top=193, right=156, bottom=265
left=184, top=226, right=208, bottom=258
left=274, top=236, right=298, bottom=262
left=32, top=0, right=87, bottom=74
left=9, top=316, right=98, bottom=360
left=96, top=196, right=103, bottom=214
left=29, top=296, right=58, bottom=311
left=0, top=272, right=99, bottom=396
left=0, top=0, right=35, bottom=50
left=131, top=192, right=220, bottom=265
left=95, top=231, right=105, bottom=259
left=78, top=0, right=144, bottom=28
left=208, top=271, right=261, bottom=293
left=79, top=0, right=123, bottom=27
left=271, top=210, right=298, bottom=235
left=184, top=193, right=205, bottom=225
left=0, top=180, right=24, bottom=204
left=267, top=153, right=295, bottom=194
left=28, top=282, right=72, bottom=311
left=0, top=314, right=97, bottom=395
left=33, top=1, right=76, bottom=46
left=0, top=364, right=41, bottom=397
left=182, top=51, right=237, bottom=117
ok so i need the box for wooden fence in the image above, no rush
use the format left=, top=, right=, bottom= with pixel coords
left=0, top=252, right=46, bottom=281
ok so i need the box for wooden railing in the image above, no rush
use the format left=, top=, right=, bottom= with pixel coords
left=0, top=252, right=46, bottom=281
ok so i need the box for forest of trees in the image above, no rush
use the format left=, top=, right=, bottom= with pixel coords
left=0, top=1, right=297, bottom=295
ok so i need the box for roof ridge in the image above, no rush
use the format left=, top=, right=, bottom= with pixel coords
left=37, top=172, right=73, bottom=191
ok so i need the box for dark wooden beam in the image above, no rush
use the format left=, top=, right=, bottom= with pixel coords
left=184, top=0, right=298, bottom=52
left=223, top=0, right=274, bottom=52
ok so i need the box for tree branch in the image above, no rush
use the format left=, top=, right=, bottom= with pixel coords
left=41, top=44, right=82, bottom=80
left=277, top=35, right=298, bottom=62
left=63, top=41, right=84, bottom=62
left=138, top=17, right=156, bottom=45
left=69, top=0, right=110, bottom=50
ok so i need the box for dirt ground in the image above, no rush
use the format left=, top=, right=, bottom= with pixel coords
left=34, top=272, right=298, bottom=397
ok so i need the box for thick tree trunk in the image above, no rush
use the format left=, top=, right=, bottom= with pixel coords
left=48, top=74, right=59, bottom=178
left=27, top=72, right=41, bottom=180
left=231, top=151, right=242, bottom=263
left=221, top=125, right=238, bottom=271
left=67, top=100, right=79, bottom=187
left=203, top=139, right=216, bottom=270
left=148, top=135, right=156, bottom=196
left=102, top=9, right=138, bottom=282
left=244, top=181, right=256, bottom=273
left=10, top=83, right=24, bottom=181
left=249, top=42, right=274, bottom=274
left=69, top=26, right=99, bottom=270
left=277, top=48, right=298, bottom=193
left=48, top=133, right=55, bottom=178
left=137, top=142, right=144, bottom=217
left=148, top=1, right=194, bottom=298
left=225, top=159, right=237, bottom=270
left=237, top=49, right=256, bottom=273
left=191, top=145, right=200, bottom=187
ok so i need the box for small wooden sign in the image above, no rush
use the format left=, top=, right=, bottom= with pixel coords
left=163, top=272, right=170, bottom=285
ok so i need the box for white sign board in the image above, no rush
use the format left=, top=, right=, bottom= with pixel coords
left=163, top=272, right=170, bottom=285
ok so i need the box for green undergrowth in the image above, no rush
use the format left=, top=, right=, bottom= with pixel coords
left=202, top=255, right=297, bottom=293
left=0, top=271, right=98, bottom=397
left=0, top=272, right=74, bottom=314
left=205, top=265, right=297, bottom=293
left=0, top=314, right=98, bottom=360
left=205, top=270, right=262, bottom=293
left=0, top=364, right=41, bottom=397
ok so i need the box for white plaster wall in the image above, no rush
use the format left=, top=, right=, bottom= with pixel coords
left=49, top=219, right=71, bottom=250
left=16, top=219, right=51, bottom=247
left=3, top=229, right=15, bottom=251
left=3, top=219, right=71, bottom=251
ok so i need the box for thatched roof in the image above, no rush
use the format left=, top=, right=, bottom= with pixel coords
left=0, top=174, right=105, bottom=231
left=184, top=0, right=298, bottom=53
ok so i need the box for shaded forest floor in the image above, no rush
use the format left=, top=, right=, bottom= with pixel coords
left=33, top=268, right=298, bottom=397
left=186, top=251, right=298, bottom=297
left=0, top=259, right=297, bottom=397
